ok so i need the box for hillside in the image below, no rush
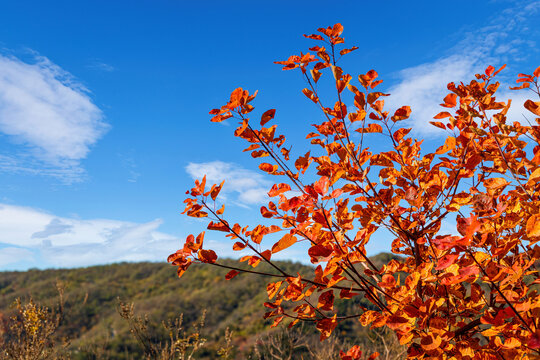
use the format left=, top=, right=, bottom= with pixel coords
left=0, top=254, right=403, bottom=359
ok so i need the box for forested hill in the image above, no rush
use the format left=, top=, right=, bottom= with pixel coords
left=0, top=254, right=401, bottom=359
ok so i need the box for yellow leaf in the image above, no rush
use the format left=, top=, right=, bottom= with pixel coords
left=529, top=167, right=540, bottom=183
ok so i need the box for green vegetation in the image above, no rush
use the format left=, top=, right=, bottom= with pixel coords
left=0, top=255, right=404, bottom=359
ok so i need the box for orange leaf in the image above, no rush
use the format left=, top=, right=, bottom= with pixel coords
left=529, top=168, right=540, bottom=183
left=261, top=109, right=276, bottom=126
left=492, top=64, right=506, bottom=76
left=268, top=183, right=291, bottom=197
left=420, top=334, right=442, bottom=351
left=483, top=177, right=510, bottom=191
left=429, top=121, right=446, bottom=130
left=360, top=311, right=381, bottom=327
left=527, top=214, right=540, bottom=238
left=440, top=93, right=457, bottom=108
left=207, top=221, right=229, bottom=232
left=340, top=46, right=358, bottom=56
left=435, top=136, right=456, bottom=154
left=433, top=111, right=452, bottom=119
left=524, top=99, right=540, bottom=116
left=331, top=23, right=344, bottom=37
left=310, top=69, right=322, bottom=83
left=501, top=337, right=521, bottom=349
left=259, top=163, right=278, bottom=174
left=509, top=83, right=530, bottom=90
left=391, top=106, right=411, bottom=122
left=304, top=33, right=324, bottom=41
left=317, top=290, right=335, bottom=311
left=314, top=176, right=330, bottom=195
left=302, top=88, right=318, bottom=103
left=272, top=233, right=296, bottom=253
left=356, top=123, right=383, bottom=133
left=267, top=281, right=283, bottom=299
left=210, top=180, right=225, bottom=201
left=316, top=315, right=338, bottom=341
left=339, top=345, right=363, bottom=360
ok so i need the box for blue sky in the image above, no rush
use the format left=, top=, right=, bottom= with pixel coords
left=0, top=0, right=539, bottom=270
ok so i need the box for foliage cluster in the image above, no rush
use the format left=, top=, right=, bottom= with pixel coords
left=170, top=23, right=540, bottom=359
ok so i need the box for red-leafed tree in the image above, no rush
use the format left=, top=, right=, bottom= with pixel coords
left=169, top=24, right=540, bottom=359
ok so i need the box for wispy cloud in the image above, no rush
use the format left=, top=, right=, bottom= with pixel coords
left=0, top=203, right=181, bottom=269
left=0, top=53, right=109, bottom=182
left=185, top=161, right=271, bottom=206
left=118, top=153, right=141, bottom=183
left=87, top=59, right=115, bottom=72
left=387, top=1, right=540, bottom=135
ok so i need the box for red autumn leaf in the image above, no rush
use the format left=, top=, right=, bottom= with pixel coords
left=210, top=180, right=225, bottom=201
left=340, top=345, right=362, bottom=360
left=528, top=330, right=540, bottom=349
left=317, top=290, right=335, bottom=311
left=261, top=109, right=276, bottom=126
left=232, top=241, right=247, bottom=251
left=225, top=270, right=239, bottom=280
left=308, top=245, right=333, bottom=263
left=435, top=254, right=459, bottom=270
left=198, top=249, right=217, bottom=263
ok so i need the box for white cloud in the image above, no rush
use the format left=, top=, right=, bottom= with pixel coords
left=387, top=55, right=481, bottom=136
left=387, top=1, right=540, bottom=136
left=0, top=53, right=108, bottom=181
left=185, top=161, right=271, bottom=206
left=0, top=247, right=34, bottom=267
left=0, top=203, right=181, bottom=269
left=0, top=203, right=313, bottom=270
